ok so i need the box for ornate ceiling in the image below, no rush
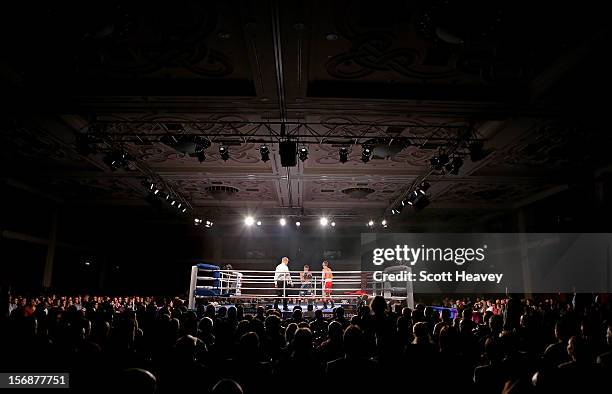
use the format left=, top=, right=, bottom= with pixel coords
left=0, top=1, right=610, bottom=229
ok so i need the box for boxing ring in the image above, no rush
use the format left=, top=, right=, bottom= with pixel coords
left=187, top=263, right=415, bottom=309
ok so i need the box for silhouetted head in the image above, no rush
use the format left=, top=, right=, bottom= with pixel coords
left=411, top=309, right=424, bottom=323
left=489, top=315, right=504, bottom=334
left=554, top=320, right=571, bottom=342
left=235, top=320, right=251, bottom=338
left=92, top=320, right=111, bottom=339
left=118, top=368, right=156, bottom=394
left=412, top=322, right=431, bottom=344
left=265, top=315, right=281, bottom=335
left=433, top=321, right=448, bottom=339
left=438, top=325, right=458, bottom=352
left=520, top=313, right=531, bottom=329
left=567, top=335, right=588, bottom=362
left=211, top=379, right=244, bottom=394
left=292, top=309, right=303, bottom=320
left=459, top=318, right=474, bottom=335
left=292, top=327, right=313, bottom=356
left=370, top=296, right=387, bottom=316
left=334, top=307, right=344, bottom=320
left=314, top=309, right=323, bottom=319
left=205, top=304, right=216, bottom=317
left=343, top=325, right=364, bottom=358
left=285, top=323, right=298, bottom=343
left=199, top=317, right=214, bottom=336
left=238, top=332, right=260, bottom=359
left=227, top=307, right=237, bottom=320
left=328, top=321, right=342, bottom=342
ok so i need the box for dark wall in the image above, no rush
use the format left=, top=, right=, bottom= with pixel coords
left=0, top=184, right=55, bottom=293
left=483, top=175, right=612, bottom=233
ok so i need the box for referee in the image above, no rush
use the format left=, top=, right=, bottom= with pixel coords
left=274, top=257, right=293, bottom=310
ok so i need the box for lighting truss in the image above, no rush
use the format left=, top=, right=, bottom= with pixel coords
left=81, top=120, right=484, bottom=147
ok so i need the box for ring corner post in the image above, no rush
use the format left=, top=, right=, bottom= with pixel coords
left=188, top=265, right=198, bottom=310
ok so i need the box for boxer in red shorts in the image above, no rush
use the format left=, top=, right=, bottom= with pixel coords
left=322, top=260, right=334, bottom=308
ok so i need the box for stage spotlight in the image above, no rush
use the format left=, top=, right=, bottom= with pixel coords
left=259, top=145, right=270, bottom=162
left=331, top=221, right=336, bottom=227
left=299, top=147, right=309, bottom=162
left=295, top=221, right=301, bottom=227
left=279, top=218, right=286, bottom=226
left=194, top=137, right=211, bottom=151
left=149, top=183, right=155, bottom=190
left=194, top=218, right=203, bottom=225
left=339, top=147, right=349, bottom=163
left=469, top=141, right=487, bottom=162
left=177, top=203, right=182, bottom=209
left=419, top=181, right=431, bottom=194
left=430, top=153, right=448, bottom=171
left=381, top=219, right=387, bottom=227
left=445, top=157, right=463, bottom=175
left=154, top=188, right=160, bottom=195
left=103, top=151, right=129, bottom=171
left=413, top=195, right=430, bottom=211
left=193, top=137, right=211, bottom=163
left=256, top=220, right=262, bottom=226
left=171, top=200, right=176, bottom=206
left=205, top=220, right=213, bottom=228
left=320, top=217, right=329, bottom=226
left=406, top=190, right=420, bottom=205
left=361, top=146, right=372, bottom=163
left=219, top=146, right=230, bottom=161
left=165, top=194, right=170, bottom=201
left=182, top=208, right=187, bottom=213
left=367, top=220, right=374, bottom=227
left=245, top=216, right=255, bottom=226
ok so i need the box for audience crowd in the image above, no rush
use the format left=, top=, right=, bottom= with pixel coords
left=2, top=293, right=612, bottom=393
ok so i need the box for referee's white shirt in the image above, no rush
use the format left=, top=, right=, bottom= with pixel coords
left=274, top=263, right=292, bottom=283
